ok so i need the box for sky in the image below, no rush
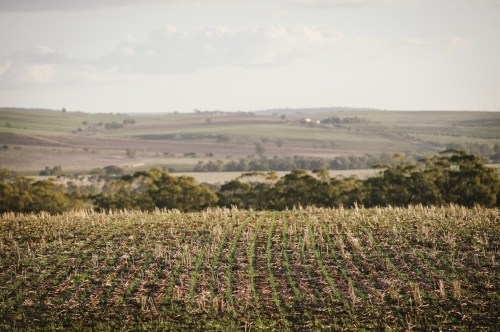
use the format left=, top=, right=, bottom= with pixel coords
left=0, top=0, right=499, bottom=113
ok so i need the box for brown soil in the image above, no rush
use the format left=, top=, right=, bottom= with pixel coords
left=0, top=132, right=367, bottom=171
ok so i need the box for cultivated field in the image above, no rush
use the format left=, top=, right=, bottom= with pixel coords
left=0, top=205, right=498, bottom=330
left=0, top=135, right=357, bottom=174
left=172, top=169, right=379, bottom=183
left=1, top=108, right=499, bottom=174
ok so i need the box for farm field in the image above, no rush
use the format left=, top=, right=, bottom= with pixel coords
left=0, top=133, right=358, bottom=173
left=171, top=169, right=379, bottom=184
left=1, top=108, right=500, bottom=175
left=0, top=205, right=498, bottom=330
left=26, top=169, right=378, bottom=186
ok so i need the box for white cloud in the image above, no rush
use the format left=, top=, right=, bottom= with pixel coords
left=0, top=25, right=371, bottom=86
left=391, top=38, right=430, bottom=48
left=0, top=45, right=71, bottom=86
left=98, top=25, right=363, bottom=73
left=442, top=36, right=470, bottom=55
left=0, top=63, right=55, bottom=86
left=0, top=0, right=398, bottom=11
left=1, top=27, right=459, bottom=88
left=0, top=0, right=177, bottom=12
left=0, top=57, right=12, bottom=76
left=0, top=0, right=246, bottom=12
left=0, top=46, right=57, bottom=86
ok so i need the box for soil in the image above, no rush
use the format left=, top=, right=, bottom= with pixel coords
left=0, top=132, right=368, bottom=172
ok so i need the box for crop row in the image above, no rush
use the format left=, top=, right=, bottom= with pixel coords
left=0, top=205, right=498, bottom=330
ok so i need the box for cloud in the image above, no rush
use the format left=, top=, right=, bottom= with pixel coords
left=291, top=0, right=396, bottom=8
left=0, top=0, right=397, bottom=12
left=5, top=26, right=444, bottom=88
left=0, top=46, right=63, bottom=86
left=97, top=25, right=364, bottom=73
left=0, top=57, right=12, bottom=76
left=0, top=0, right=241, bottom=12
left=0, top=26, right=365, bottom=86
left=441, top=36, right=470, bottom=55
left=0, top=0, right=178, bottom=12
left=391, top=38, right=430, bottom=48
left=0, top=45, right=105, bottom=87
left=0, top=63, right=55, bottom=86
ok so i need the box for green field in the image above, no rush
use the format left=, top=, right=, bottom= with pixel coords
left=1, top=206, right=498, bottom=330
left=1, top=108, right=499, bottom=151
left=1, top=108, right=499, bottom=174
left=0, top=109, right=197, bottom=136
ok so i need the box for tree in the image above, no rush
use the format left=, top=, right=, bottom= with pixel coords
left=27, top=180, right=72, bottom=214
left=362, top=150, right=500, bottom=208
left=104, top=165, right=123, bottom=176
left=364, top=163, right=442, bottom=207
left=123, top=118, right=136, bottom=125
left=217, top=180, right=252, bottom=209
left=270, top=170, right=321, bottom=209
left=312, top=168, right=330, bottom=181
left=136, top=169, right=217, bottom=211
left=39, top=165, right=62, bottom=176
left=280, top=114, right=286, bottom=121
left=62, top=108, right=66, bottom=112
left=92, top=168, right=219, bottom=212
left=105, top=122, right=124, bottom=130
left=126, top=149, right=136, bottom=158
left=94, top=179, right=147, bottom=211
left=276, top=138, right=284, bottom=148
left=255, top=143, right=266, bottom=157
left=436, top=150, right=499, bottom=207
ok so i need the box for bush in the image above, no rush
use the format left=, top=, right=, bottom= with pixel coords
left=105, top=122, right=124, bottom=130
left=123, top=118, right=136, bottom=125
left=39, top=166, right=62, bottom=176
left=126, top=149, right=136, bottom=158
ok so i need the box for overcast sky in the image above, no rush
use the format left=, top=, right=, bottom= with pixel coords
left=0, top=0, right=499, bottom=113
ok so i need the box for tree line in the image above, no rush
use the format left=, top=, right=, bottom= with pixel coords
left=321, top=116, right=372, bottom=124
left=194, top=145, right=500, bottom=172
left=194, top=153, right=424, bottom=172
left=0, top=150, right=498, bottom=214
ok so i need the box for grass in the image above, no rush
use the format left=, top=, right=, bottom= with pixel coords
left=0, top=205, right=499, bottom=330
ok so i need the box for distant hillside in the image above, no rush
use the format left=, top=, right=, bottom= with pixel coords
left=254, top=107, right=380, bottom=116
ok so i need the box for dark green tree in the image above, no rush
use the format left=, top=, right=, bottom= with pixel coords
left=255, top=143, right=266, bottom=157
left=433, top=150, right=499, bottom=207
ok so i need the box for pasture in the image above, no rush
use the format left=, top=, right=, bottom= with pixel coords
left=0, top=205, right=498, bottom=330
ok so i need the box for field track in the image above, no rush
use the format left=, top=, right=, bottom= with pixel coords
left=0, top=205, right=499, bottom=330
